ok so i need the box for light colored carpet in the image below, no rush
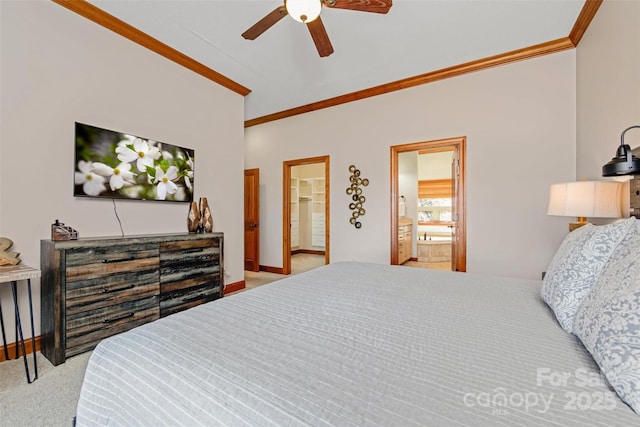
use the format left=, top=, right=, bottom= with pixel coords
left=0, top=254, right=325, bottom=426
left=0, top=351, right=91, bottom=426
left=290, top=253, right=326, bottom=275
left=232, top=253, right=326, bottom=295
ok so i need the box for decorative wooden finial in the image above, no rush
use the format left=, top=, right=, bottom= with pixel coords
left=0, top=237, right=21, bottom=266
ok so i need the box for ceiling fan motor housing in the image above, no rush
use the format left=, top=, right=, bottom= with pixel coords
left=285, top=0, right=322, bottom=23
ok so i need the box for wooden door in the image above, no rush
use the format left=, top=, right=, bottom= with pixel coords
left=244, top=168, right=260, bottom=271
left=450, top=146, right=466, bottom=272
left=451, top=151, right=458, bottom=271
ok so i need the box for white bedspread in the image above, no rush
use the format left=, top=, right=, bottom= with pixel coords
left=75, top=262, right=639, bottom=426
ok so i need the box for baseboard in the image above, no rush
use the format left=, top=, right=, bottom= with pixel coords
left=224, top=280, right=245, bottom=295
left=260, top=265, right=284, bottom=274
left=410, top=257, right=418, bottom=262
left=291, top=249, right=326, bottom=256
left=0, top=336, right=40, bottom=362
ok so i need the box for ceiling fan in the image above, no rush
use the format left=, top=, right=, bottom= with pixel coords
left=242, top=0, right=393, bottom=57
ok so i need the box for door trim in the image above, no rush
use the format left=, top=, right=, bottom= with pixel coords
left=283, top=156, right=330, bottom=275
left=390, top=137, right=466, bottom=271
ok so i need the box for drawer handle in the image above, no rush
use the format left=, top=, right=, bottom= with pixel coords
left=103, top=284, right=135, bottom=294
left=181, top=248, right=204, bottom=254
left=102, top=257, right=135, bottom=263
left=102, top=312, right=135, bottom=324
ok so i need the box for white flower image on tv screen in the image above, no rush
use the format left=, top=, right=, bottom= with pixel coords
left=74, top=122, right=194, bottom=202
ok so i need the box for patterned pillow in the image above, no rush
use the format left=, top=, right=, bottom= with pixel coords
left=573, top=220, right=640, bottom=414
left=541, top=218, right=636, bottom=333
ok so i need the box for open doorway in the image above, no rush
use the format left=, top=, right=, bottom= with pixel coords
left=390, top=137, right=466, bottom=272
left=283, top=156, right=330, bottom=275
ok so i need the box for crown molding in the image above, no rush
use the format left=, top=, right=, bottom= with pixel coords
left=52, top=0, right=250, bottom=97
left=245, top=0, right=603, bottom=128
left=569, top=0, right=603, bottom=46
left=245, top=37, right=574, bottom=128
left=49, top=0, right=600, bottom=127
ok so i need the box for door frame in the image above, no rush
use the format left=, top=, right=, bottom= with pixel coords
left=390, top=137, right=466, bottom=271
left=244, top=168, right=260, bottom=272
left=283, top=156, right=330, bottom=275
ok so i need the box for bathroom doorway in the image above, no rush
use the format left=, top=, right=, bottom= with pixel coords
left=390, top=137, right=466, bottom=272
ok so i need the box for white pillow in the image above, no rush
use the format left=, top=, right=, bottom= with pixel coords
left=573, top=219, right=640, bottom=414
left=541, top=218, right=636, bottom=333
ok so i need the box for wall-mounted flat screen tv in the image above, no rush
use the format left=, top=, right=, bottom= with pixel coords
left=74, top=122, right=194, bottom=202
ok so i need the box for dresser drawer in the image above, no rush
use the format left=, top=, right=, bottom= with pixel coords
left=160, top=239, right=220, bottom=280
left=65, top=243, right=159, bottom=274
left=66, top=278, right=159, bottom=315
left=66, top=295, right=159, bottom=357
left=160, top=282, right=221, bottom=317
left=159, top=238, right=222, bottom=317
left=65, top=243, right=159, bottom=311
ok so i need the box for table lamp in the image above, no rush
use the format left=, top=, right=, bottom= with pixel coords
left=547, top=181, right=623, bottom=231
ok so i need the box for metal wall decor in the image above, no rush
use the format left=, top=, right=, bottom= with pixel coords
left=346, top=165, right=369, bottom=228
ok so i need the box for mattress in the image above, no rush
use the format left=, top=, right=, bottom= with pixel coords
left=75, top=262, right=639, bottom=426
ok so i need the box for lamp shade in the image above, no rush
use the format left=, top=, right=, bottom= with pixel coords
left=285, top=0, right=322, bottom=23
left=547, top=181, right=622, bottom=219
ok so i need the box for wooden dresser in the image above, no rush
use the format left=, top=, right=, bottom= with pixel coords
left=40, top=233, right=223, bottom=365
left=398, top=218, right=413, bottom=264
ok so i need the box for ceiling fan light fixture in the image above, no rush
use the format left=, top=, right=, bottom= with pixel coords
left=285, top=0, right=322, bottom=23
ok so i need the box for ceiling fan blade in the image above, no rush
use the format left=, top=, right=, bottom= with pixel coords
left=242, top=6, right=288, bottom=40
left=307, top=17, right=334, bottom=57
left=323, top=0, right=392, bottom=14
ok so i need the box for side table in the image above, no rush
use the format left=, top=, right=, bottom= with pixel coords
left=0, top=264, right=40, bottom=383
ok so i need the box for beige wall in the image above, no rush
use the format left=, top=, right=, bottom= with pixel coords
left=246, top=51, right=577, bottom=280
left=0, top=1, right=245, bottom=343
left=576, top=0, right=640, bottom=183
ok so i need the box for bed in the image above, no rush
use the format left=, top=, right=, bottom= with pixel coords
left=75, top=225, right=640, bottom=427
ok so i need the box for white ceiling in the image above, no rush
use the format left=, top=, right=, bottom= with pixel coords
left=88, top=0, right=586, bottom=121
